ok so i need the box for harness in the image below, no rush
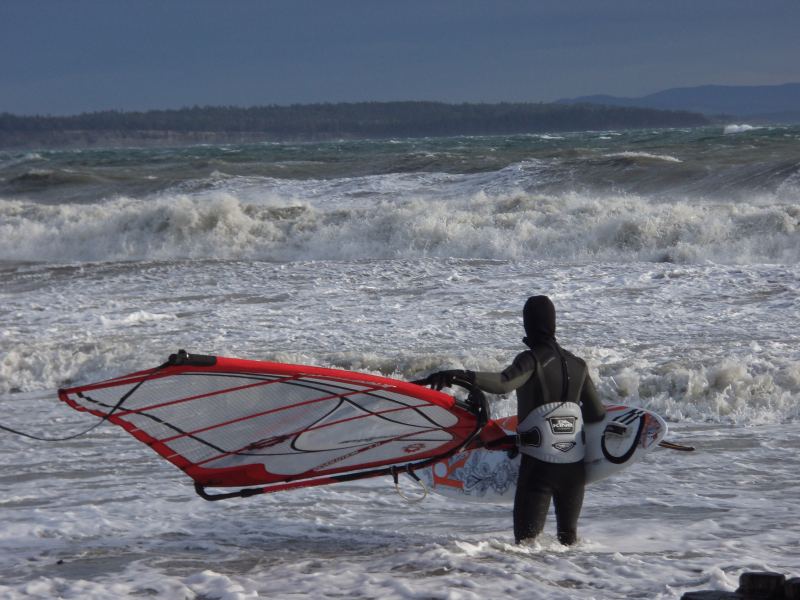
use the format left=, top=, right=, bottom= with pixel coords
left=516, top=342, right=585, bottom=464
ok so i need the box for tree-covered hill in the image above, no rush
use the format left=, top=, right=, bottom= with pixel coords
left=557, top=82, right=800, bottom=122
left=0, top=101, right=710, bottom=148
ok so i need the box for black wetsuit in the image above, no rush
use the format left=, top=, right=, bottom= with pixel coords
left=472, top=341, right=606, bottom=545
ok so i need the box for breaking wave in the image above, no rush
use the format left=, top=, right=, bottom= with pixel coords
left=1, top=183, right=798, bottom=264
left=601, top=358, right=800, bottom=425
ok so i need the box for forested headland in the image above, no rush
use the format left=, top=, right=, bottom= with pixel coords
left=0, top=101, right=710, bottom=148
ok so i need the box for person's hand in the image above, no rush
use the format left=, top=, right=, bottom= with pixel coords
left=427, top=370, right=473, bottom=390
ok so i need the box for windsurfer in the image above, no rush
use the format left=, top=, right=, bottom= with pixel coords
left=428, top=295, right=606, bottom=545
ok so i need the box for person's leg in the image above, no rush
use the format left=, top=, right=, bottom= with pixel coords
left=513, top=455, right=552, bottom=543
left=551, top=461, right=585, bottom=546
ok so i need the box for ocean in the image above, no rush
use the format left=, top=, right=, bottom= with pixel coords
left=1, top=125, right=799, bottom=599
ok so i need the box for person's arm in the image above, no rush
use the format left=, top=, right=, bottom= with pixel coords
left=579, top=374, right=606, bottom=423
left=472, top=351, right=536, bottom=395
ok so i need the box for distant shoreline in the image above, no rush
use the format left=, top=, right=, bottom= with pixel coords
left=0, top=101, right=709, bottom=149
left=0, top=129, right=309, bottom=149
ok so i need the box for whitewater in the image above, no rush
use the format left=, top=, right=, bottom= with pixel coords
left=1, top=125, right=799, bottom=599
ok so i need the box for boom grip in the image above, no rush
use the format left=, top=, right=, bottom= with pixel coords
left=412, top=375, right=490, bottom=426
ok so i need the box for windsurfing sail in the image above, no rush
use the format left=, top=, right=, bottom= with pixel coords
left=58, top=351, right=486, bottom=500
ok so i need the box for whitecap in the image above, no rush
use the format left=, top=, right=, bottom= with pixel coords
left=603, top=151, right=683, bottom=163
left=724, top=124, right=757, bottom=134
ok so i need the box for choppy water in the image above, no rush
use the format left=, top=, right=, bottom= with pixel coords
left=1, top=125, right=799, bottom=599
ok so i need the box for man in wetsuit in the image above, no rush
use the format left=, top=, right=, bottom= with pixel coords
left=428, top=295, right=606, bottom=545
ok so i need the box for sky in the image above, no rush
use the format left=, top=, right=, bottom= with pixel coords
left=1, top=0, right=799, bottom=116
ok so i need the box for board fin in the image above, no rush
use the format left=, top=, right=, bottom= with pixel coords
left=658, top=440, right=695, bottom=452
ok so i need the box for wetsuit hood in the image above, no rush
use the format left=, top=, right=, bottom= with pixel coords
left=522, top=295, right=556, bottom=346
